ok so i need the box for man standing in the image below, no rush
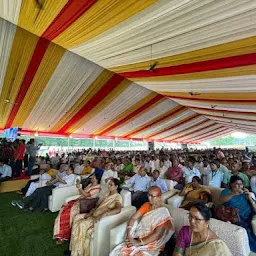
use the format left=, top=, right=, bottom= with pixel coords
left=26, top=139, right=41, bottom=176
left=13, top=139, right=25, bottom=177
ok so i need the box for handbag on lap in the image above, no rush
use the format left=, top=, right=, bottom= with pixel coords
left=80, top=198, right=98, bottom=214
left=214, top=205, right=240, bottom=223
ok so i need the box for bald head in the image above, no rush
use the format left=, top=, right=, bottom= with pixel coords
left=149, top=186, right=162, bottom=197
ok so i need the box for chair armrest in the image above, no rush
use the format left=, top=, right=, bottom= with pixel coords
left=91, top=206, right=136, bottom=256
left=65, top=195, right=81, bottom=203
left=49, top=185, right=79, bottom=212
left=167, top=194, right=184, bottom=208
left=161, top=189, right=179, bottom=203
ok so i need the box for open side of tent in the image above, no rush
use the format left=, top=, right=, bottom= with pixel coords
left=0, top=0, right=255, bottom=143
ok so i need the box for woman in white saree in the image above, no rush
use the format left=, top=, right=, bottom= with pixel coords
left=110, top=186, right=174, bottom=256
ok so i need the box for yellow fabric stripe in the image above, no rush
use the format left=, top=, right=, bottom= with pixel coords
left=18, top=0, right=69, bottom=36
left=67, top=79, right=132, bottom=134
left=0, top=27, right=38, bottom=128
left=54, top=0, right=158, bottom=48
left=130, top=65, right=256, bottom=82
left=120, top=105, right=186, bottom=137
left=160, top=92, right=256, bottom=101
left=12, top=43, right=66, bottom=127
left=51, top=70, right=114, bottom=132
left=93, top=92, right=164, bottom=135
left=110, top=36, right=256, bottom=73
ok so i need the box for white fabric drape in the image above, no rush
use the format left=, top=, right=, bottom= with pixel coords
left=139, top=75, right=256, bottom=93
left=0, top=0, right=22, bottom=24
left=71, top=0, right=256, bottom=68
left=111, top=99, right=178, bottom=136
left=76, top=84, right=151, bottom=134
left=23, top=51, right=103, bottom=131
left=134, top=109, right=194, bottom=138
left=0, top=18, right=16, bottom=95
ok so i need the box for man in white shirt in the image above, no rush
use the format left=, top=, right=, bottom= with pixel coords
left=74, top=160, right=84, bottom=175
left=164, top=156, right=172, bottom=169
left=17, top=166, right=75, bottom=212
left=101, top=162, right=118, bottom=186
left=0, top=159, right=12, bottom=183
left=183, top=157, right=201, bottom=184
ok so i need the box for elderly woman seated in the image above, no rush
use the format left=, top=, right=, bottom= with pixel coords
left=219, top=175, right=256, bottom=253
left=110, top=186, right=174, bottom=256
left=179, top=176, right=212, bottom=210
left=67, top=178, right=122, bottom=256
left=53, top=174, right=100, bottom=244
left=173, top=203, right=232, bottom=256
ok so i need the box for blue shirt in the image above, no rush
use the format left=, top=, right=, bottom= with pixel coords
left=125, top=174, right=151, bottom=192
left=206, top=170, right=223, bottom=188
left=150, top=177, right=168, bottom=193
left=183, top=167, right=201, bottom=183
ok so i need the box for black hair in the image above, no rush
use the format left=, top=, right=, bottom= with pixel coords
left=112, top=178, right=121, bottom=193
left=191, top=202, right=211, bottom=221
left=188, top=156, right=196, bottom=164
left=69, top=165, right=74, bottom=172
left=153, top=169, right=160, bottom=175
left=192, top=176, right=201, bottom=183
left=229, top=175, right=243, bottom=184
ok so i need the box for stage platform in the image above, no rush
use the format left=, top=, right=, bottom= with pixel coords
left=0, top=178, right=30, bottom=193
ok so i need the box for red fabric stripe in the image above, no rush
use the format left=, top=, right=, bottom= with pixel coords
left=119, top=53, right=256, bottom=78
left=42, top=0, right=97, bottom=40
left=162, top=119, right=209, bottom=140
left=5, top=38, right=50, bottom=128
left=99, top=94, right=164, bottom=136
left=145, top=114, right=200, bottom=139
left=167, top=95, right=256, bottom=103
left=58, top=74, right=124, bottom=133
left=125, top=106, right=186, bottom=137
left=56, top=200, right=77, bottom=240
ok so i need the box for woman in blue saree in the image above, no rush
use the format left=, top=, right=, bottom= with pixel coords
left=219, top=175, right=256, bottom=253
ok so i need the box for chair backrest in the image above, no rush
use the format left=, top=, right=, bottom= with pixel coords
left=165, top=204, right=250, bottom=256
left=251, top=176, right=256, bottom=194
left=120, top=189, right=131, bottom=207
left=202, top=185, right=223, bottom=205
left=163, top=179, right=177, bottom=191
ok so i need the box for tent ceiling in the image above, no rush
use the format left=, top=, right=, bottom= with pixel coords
left=0, top=0, right=255, bottom=143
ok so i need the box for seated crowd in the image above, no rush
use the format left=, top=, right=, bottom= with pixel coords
left=1, top=140, right=256, bottom=255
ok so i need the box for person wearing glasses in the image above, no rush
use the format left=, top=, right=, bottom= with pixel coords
left=110, top=186, right=174, bottom=256
left=173, top=203, right=232, bottom=256
left=68, top=178, right=122, bottom=256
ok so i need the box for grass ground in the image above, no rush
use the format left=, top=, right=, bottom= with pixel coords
left=0, top=192, right=68, bottom=256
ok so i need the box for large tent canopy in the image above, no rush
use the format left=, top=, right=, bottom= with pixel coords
left=0, top=0, right=255, bottom=143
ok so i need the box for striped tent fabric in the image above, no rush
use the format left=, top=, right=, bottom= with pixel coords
left=0, top=0, right=255, bottom=143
